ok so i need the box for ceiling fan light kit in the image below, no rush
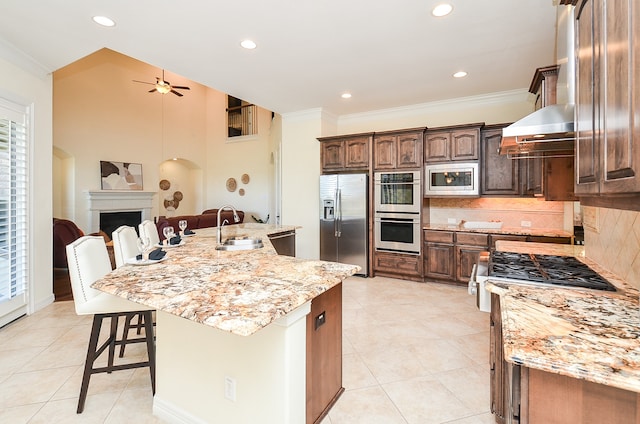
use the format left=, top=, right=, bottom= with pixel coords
left=133, top=69, right=190, bottom=97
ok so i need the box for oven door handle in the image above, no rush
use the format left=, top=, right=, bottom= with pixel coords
left=375, top=218, right=418, bottom=224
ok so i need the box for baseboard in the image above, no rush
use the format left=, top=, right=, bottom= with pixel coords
left=33, top=294, right=55, bottom=313
left=153, top=395, right=210, bottom=424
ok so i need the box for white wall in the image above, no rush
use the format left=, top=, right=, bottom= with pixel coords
left=53, top=48, right=274, bottom=233
left=280, top=109, right=337, bottom=260
left=0, top=48, right=54, bottom=311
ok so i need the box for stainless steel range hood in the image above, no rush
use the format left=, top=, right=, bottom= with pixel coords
left=499, top=103, right=575, bottom=157
left=500, top=5, right=577, bottom=158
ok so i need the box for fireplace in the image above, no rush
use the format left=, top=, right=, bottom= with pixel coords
left=100, top=211, right=142, bottom=238
left=86, top=190, right=156, bottom=234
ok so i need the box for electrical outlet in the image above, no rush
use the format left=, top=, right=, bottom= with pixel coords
left=224, top=376, right=236, bottom=402
left=521, top=220, right=532, bottom=228
left=447, top=218, right=457, bottom=224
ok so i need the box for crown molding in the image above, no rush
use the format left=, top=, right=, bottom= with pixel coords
left=0, top=38, right=51, bottom=80
left=337, top=89, right=532, bottom=127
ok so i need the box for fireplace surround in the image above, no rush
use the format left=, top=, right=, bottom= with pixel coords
left=86, top=190, right=155, bottom=234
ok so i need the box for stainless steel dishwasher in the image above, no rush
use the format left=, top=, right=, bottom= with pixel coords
left=268, top=230, right=296, bottom=256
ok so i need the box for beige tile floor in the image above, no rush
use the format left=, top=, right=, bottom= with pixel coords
left=0, top=276, right=493, bottom=423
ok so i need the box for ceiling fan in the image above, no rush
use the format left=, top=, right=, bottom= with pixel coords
left=133, top=70, right=190, bottom=97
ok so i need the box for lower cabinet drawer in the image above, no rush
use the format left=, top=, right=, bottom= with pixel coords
left=374, top=251, right=422, bottom=276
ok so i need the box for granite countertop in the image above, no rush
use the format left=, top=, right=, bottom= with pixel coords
left=424, top=223, right=573, bottom=238
left=486, top=241, right=640, bottom=393
left=92, top=223, right=359, bottom=337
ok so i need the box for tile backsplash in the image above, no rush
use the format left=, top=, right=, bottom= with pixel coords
left=583, top=206, right=640, bottom=289
left=427, top=198, right=567, bottom=230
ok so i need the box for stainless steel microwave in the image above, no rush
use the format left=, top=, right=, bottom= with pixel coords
left=424, top=162, right=479, bottom=197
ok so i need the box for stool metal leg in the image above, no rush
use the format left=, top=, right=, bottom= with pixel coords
left=77, top=311, right=156, bottom=414
left=77, top=314, right=104, bottom=413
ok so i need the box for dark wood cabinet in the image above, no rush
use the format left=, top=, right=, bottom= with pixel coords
left=575, top=0, right=599, bottom=194
left=544, top=156, right=577, bottom=201
left=575, top=0, right=640, bottom=196
left=318, top=134, right=372, bottom=173
left=373, top=251, right=423, bottom=281
left=490, top=293, right=507, bottom=424
left=373, top=129, right=423, bottom=170
left=425, top=124, right=481, bottom=163
left=521, top=156, right=543, bottom=196
left=481, top=126, right=520, bottom=196
left=424, top=230, right=487, bottom=284
left=455, top=232, right=489, bottom=283
left=424, top=242, right=455, bottom=281
left=306, top=284, right=343, bottom=424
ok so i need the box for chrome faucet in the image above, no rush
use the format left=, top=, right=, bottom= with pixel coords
left=217, top=205, right=240, bottom=244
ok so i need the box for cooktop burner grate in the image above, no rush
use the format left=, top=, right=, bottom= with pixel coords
left=489, top=251, right=616, bottom=291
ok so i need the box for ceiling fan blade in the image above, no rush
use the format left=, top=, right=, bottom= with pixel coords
left=172, top=86, right=190, bottom=90
left=170, top=89, right=184, bottom=97
left=133, top=80, right=154, bottom=85
left=148, top=88, right=158, bottom=93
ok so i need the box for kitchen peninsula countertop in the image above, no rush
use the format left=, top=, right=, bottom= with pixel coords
left=486, top=241, right=640, bottom=393
left=424, top=223, right=573, bottom=238
left=92, top=223, right=359, bottom=336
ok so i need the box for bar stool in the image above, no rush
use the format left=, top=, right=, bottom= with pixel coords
left=111, top=225, right=140, bottom=268
left=112, top=225, right=151, bottom=357
left=139, top=219, right=160, bottom=247
left=66, top=236, right=155, bottom=413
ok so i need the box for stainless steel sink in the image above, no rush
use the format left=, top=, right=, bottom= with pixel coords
left=215, top=237, right=264, bottom=251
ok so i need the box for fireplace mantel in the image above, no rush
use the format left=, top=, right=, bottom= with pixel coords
left=86, top=190, right=156, bottom=233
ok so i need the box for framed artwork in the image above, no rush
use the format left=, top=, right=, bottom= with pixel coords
left=100, top=161, right=143, bottom=190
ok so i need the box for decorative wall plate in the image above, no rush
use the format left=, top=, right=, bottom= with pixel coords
left=239, top=188, right=245, bottom=196
left=173, top=191, right=183, bottom=201
left=226, top=178, right=237, bottom=192
left=159, top=179, right=170, bottom=190
left=241, top=173, right=250, bottom=184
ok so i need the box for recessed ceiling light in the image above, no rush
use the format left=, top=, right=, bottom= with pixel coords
left=341, top=93, right=352, bottom=99
left=240, top=39, right=257, bottom=49
left=453, top=71, right=468, bottom=78
left=432, top=4, right=453, bottom=17
left=92, top=16, right=115, bottom=27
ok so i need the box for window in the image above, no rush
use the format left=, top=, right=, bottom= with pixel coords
left=0, top=99, right=29, bottom=327
left=227, top=95, right=257, bottom=138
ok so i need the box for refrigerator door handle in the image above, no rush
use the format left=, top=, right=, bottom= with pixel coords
left=336, top=189, right=342, bottom=237
left=334, top=189, right=339, bottom=237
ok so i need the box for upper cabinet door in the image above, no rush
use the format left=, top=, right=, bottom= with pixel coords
left=345, top=137, right=370, bottom=169
left=396, top=132, right=423, bottom=168
left=575, top=0, right=600, bottom=194
left=373, top=136, right=396, bottom=170
left=600, top=0, right=640, bottom=193
left=424, top=132, right=451, bottom=162
left=575, top=0, right=640, bottom=195
left=450, top=129, right=479, bottom=161
left=320, top=141, right=345, bottom=171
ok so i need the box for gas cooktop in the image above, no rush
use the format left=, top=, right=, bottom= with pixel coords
left=488, top=251, right=617, bottom=292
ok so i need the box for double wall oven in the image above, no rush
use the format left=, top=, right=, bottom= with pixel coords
left=374, top=170, right=421, bottom=255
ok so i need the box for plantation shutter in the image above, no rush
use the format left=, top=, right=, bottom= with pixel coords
left=0, top=99, right=29, bottom=327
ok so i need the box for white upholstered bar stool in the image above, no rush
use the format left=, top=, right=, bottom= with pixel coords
left=112, top=225, right=153, bottom=357
left=139, top=219, right=160, bottom=247
left=66, top=236, right=155, bottom=413
left=111, top=225, right=140, bottom=268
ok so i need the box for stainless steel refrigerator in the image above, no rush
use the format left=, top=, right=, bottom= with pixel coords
left=320, top=173, right=368, bottom=276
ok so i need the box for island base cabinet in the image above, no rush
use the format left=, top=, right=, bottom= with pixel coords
left=522, top=367, right=639, bottom=423
left=307, top=284, right=343, bottom=424
left=153, top=306, right=310, bottom=424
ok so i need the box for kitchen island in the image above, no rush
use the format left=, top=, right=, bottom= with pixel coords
left=92, top=223, right=359, bottom=424
left=486, top=241, right=639, bottom=423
